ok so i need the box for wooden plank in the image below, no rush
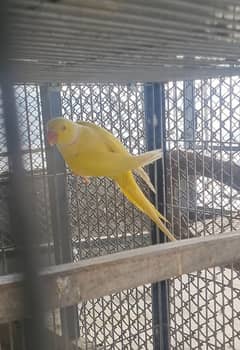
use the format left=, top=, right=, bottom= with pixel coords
left=0, top=232, right=240, bottom=323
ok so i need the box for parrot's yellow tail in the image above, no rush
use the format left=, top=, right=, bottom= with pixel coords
left=135, top=167, right=156, bottom=193
left=134, top=149, right=163, bottom=169
left=115, top=172, right=176, bottom=241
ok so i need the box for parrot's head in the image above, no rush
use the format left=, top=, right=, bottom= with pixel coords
left=47, top=117, right=79, bottom=146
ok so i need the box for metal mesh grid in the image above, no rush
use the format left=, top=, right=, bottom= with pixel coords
left=61, top=84, right=151, bottom=259
left=61, top=84, right=154, bottom=349
left=0, top=83, right=155, bottom=349
left=14, top=85, right=53, bottom=250
left=1, top=78, right=240, bottom=348
left=0, top=84, right=54, bottom=278
left=165, top=77, right=240, bottom=349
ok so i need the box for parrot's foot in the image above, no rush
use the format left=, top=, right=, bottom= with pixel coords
left=71, top=172, right=90, bottom=185
left=82, top=176, right=90, bottom=185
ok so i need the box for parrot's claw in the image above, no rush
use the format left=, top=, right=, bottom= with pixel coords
left=72, top=172, right=90, bottom=185
left=82, top=176, right=90, bottom=185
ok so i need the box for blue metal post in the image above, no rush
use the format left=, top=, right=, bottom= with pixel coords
left=1, top=2, right=49, bottom=349
left=40, top=84, right=79, bottom=340
left=183, top=81, right=197, bottom=218
left=144, top=83, right=170, bottom=350
left=184, top=81, right=195, bottom=149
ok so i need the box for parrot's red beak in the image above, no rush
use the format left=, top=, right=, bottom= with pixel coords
left=47, top=130, right=58, bottom=145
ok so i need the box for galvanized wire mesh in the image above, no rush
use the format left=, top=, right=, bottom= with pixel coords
left=165, top=77, right=240, bottom=350
left=0, top=83, right=154, bottom=349
left=1, top=78, right=240, bottom=349
left=14, top=85, right=53, bottom=250
left=61, top=84, right=154, bottom=349
left=61, top=84, right=151, bottom=259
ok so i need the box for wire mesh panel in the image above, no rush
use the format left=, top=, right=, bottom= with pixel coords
left=1, top=78, right=240, bottom=349
left=61, top=84, right=154, bottom=349
left=61, top=84, right=151, bottom=258
left=1, top=84, right=51, bottom=276
left=0, top=83, right=156, bottom=349
left=165, top=77, right=240, bottom=350
left=14, top=85, right=53, bottom=252
left=0, top=84, right=56, bottom=350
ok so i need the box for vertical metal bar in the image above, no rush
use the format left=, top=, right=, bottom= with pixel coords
left=144, top=83, right=170, bottom=350
left=0, top=2, right=49, bottom=350
left=40, top=84, right=79, bottom=340
left=183, top=81, right=196, bottom=232
left=229, top=77, right=235, bottom=350
left=165, top=82, right=177, bottom=348
left=183, top=81, right=195, bottom=349
left=183, top=81, right=195, bottom=150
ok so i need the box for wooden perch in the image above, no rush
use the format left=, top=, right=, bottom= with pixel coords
left=164, top=150, right=240, bottom=240
left=0, top=232, right=240, bottom=324
left=167, top=150, right=240, bottom=191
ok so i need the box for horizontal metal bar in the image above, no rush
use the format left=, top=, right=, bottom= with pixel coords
left=9, top=17, right=239, bottom=58
left=10, top=0, right=239, bottom=21
left=11, top=37, right=240, bottom=61
left=0, top=232, right=240, bottom=323
left=0, top=232, right=150, bottom=256
left=10, top=0, right=240, bottom=12
left=11, top=68, right=240, bottom=84
left=6, top=0, right=240, bottom=81
left=10, top=49, right=239, bottom=71
left=10, top=55, right=231, bottom=73
left=10, top=17, right=240, bottom=51
left=8, top=0, right=240, bottom=38
left=0, top=146, right=46, bottom=158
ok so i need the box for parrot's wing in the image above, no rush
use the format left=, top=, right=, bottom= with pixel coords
left=72, top=149, right=162, bottom=177
left=77, top=121, right=157, bottom=192
left=77, top=121, right=128, bottom=153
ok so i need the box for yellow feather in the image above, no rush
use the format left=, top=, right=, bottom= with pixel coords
left=115, top=172, right=175, bottom=241
left=77, top=121, right=157, bottom=192
left=63, top=149, right=162, bottom=177
left=47, top=118, right=175, bottom=241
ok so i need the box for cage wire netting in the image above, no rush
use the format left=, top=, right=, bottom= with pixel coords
left=165, top=77, right=240, bottom=350
left=0, top=78, right=240, bottom=349
left=61, top=84, right=153, bottom=349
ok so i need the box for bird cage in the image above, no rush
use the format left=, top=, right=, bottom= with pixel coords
left=1, top=1, right=240, bottom=350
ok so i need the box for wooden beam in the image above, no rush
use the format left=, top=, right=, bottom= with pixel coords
left=1, top=232, right=240, bottom=323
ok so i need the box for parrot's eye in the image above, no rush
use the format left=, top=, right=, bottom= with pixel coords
left=62, top=125, right=67, bottom=131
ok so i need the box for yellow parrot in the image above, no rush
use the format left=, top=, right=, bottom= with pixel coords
left=47, top=117, right=175, bottom=241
